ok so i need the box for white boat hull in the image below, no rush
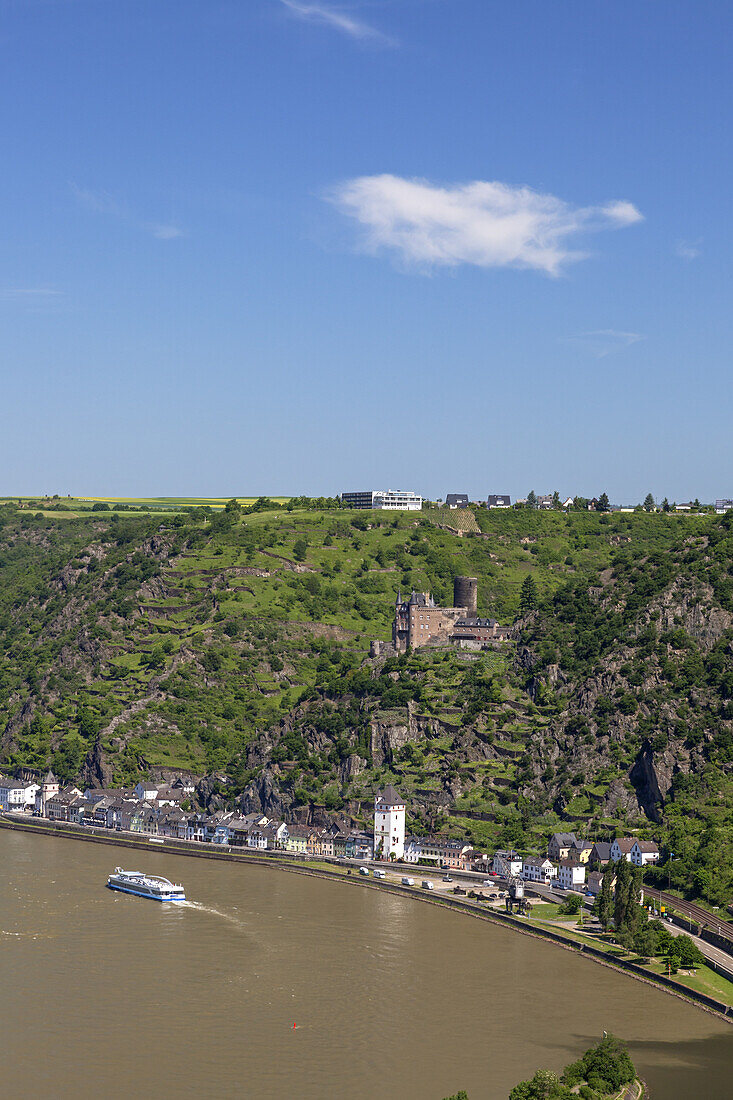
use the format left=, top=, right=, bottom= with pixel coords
left=108, top=881, right=186, bottom=901
left=106, top=868, right=186, bottom=902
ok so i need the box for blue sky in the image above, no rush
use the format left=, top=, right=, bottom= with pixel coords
left=1, top=0, right=731, bottom=502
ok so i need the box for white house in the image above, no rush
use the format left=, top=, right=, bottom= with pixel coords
left=403, top=836, right=422, bottom=863
left=630, top=840, right=660, bottom=867
left=134, top=780, right=160, bottom=801
left=610, top=838, right=636, bottom=863
left=374, top=785, right=405, bottom=861
left=521, top=857, right=557, bottom=884
left=557, top=860, right=586, bottom=890
left=0, top=777, right=39, bottom=813
left=492, top=850, right=523, bottom=878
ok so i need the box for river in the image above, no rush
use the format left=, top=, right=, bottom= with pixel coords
left=1, top=831, right=732, bottom=1098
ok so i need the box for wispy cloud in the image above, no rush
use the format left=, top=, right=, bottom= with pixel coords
left=0, top=288, right=64, bottom=313
left=278, top=0, right=393, bottom=44
left=675, top=238, right=702, bottom=260
left=71, top=183, right=184, bottom=241
left=568, top=330, right=645, bottom=359
left=151, top=224, right=184, bottom=240
left=327, top=175, right=643, bottom=275
left=0, top=288, right=62, bottom=299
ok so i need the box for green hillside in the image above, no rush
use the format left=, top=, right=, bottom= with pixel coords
left=1, top=499, right=732, bottom=907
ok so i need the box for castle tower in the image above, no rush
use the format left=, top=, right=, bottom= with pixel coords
left=453, top=576, right=478, bottom=616
left=374, top=785, right=405, bottom=861
left=37, top=769, right=59, bottom=815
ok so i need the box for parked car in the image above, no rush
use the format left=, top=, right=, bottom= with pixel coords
left=373, top=869, right=386, bottom=879
left=421, top=880, right=434, bottom=891
left=359, top=867, right=370, bottom=876
left=442, top=875, right=453, bottom=883
left=401, top=877, right=415, bottom=886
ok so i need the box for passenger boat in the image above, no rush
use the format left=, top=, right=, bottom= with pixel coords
left=107, top=867, right=186, bottom=901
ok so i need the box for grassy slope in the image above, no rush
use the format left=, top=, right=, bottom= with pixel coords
left=1, top=501, right=733, bottom=908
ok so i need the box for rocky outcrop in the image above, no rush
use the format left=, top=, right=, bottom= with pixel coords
left=82, top=737, right=113, bottom=789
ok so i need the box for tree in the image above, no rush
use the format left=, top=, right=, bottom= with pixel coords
left=675, top=934, right=704, bottom=969
left=643, top=493, right=655, bottom=512
left=551, top=491, right=562, bottom=510
left=559, top=893, right=582, bottom=915
left=598, top=863, right=614, bottom=930
left=596, top=492, right=610, bottom=512
left=633, top=923, right=657, bottom=962
left=520, top=575, right=538, bottom=613
left=509, top=1068, right=573, bottom=1100
left=662, top=497, right=671, bottom=512
left=293, top=538, right=308, bottom=562
left=526, top=490, right=537, bottom=509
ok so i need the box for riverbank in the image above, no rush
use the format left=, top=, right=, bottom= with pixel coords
left=4, top=812, right=732, bottom=1025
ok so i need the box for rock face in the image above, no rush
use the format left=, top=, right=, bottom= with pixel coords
left=82, top=737, right=112, bottom=789
left=369, top=717, right=414, bottom=766
left=630, top=740, right=690, bottom=823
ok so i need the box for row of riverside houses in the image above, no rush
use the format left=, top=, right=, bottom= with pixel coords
left=11, top=771, right=375, bottom=858
left=3, top=776, right=662, bottom=888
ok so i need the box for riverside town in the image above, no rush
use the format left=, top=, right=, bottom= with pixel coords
left=0, top=772, right=659, bottom=881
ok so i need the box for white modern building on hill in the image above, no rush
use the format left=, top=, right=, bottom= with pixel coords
left=373, top=785, right=405, bottom=861
left=341, top=490, right=423, bottom=511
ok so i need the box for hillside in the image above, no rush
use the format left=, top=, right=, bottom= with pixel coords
left=1, top=500, right=733, bottom=906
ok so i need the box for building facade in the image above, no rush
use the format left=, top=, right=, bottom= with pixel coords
left=341, top=490, right=423, bottom=511
left=374, top=786, right=405, bottom=861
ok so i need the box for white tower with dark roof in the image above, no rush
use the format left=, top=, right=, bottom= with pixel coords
left=36, top=769, right=59, bottom=815
left=374, top=785, right=405, bottom=861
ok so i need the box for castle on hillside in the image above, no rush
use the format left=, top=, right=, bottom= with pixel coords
left=392, top=576, right=510, bottom=653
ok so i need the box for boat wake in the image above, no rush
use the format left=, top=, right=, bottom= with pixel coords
left=171, top=899, right=249, bottom=930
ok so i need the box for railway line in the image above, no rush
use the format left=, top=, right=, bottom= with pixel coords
left=643, top=884, right=733, bottom=946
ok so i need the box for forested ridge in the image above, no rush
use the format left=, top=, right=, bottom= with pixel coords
left=2, top=500, right=733, bottom=907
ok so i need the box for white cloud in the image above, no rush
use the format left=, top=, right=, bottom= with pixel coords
left=568, top=330, right=645, bottom=359
left=151, top=224, right=184, bottom=240
left=675, top=238, right=702, bottom=260
left=71, top=183, right=184, bottom=241
left=278, top=0, right=392, bottom=44
left=328, top=174, right=643, bottom=275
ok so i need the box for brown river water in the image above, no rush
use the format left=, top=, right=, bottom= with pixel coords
left=1, top=830, right=732, bottom=1099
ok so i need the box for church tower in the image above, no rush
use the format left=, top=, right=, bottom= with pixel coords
left=374, top=786, right=405, bottom=861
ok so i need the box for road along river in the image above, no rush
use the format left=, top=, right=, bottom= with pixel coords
left=2, top=830, right=732, bottom=1099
